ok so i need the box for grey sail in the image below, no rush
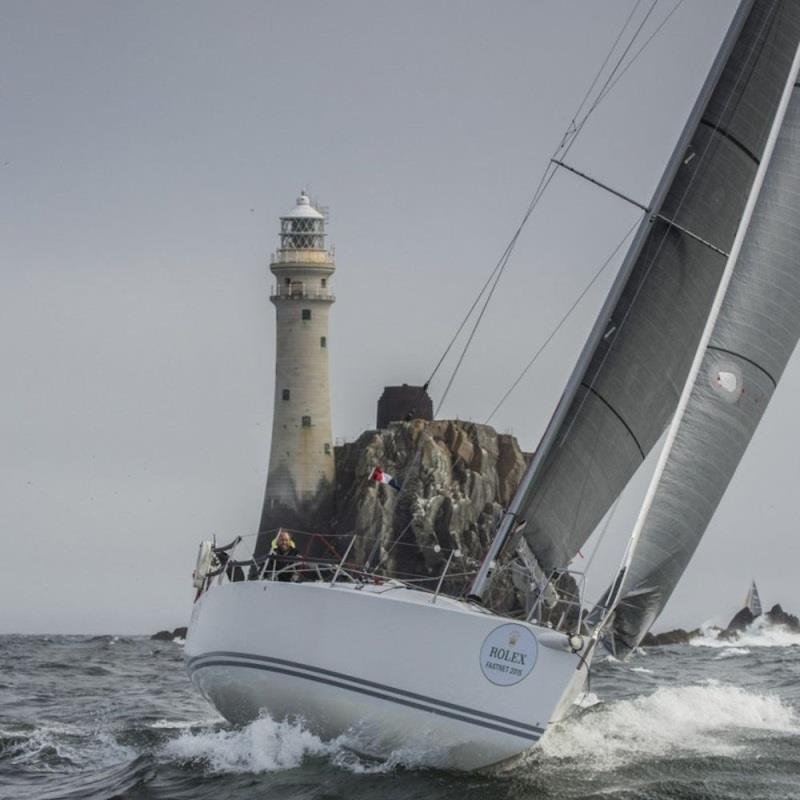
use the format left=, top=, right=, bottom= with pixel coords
left=513, top=0, right=800, bottom=576
left=611, top=79, right=800, bottom=656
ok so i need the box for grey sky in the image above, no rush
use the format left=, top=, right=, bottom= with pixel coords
left=4, top=0, right=794, bottom=635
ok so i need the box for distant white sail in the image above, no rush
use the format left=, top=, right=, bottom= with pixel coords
left=746, top=581, right=763, bottom=618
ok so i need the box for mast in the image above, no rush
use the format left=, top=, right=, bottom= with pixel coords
left=468, top=0, right=756, bottom=603
left=596, top=39, right=800, bottom=642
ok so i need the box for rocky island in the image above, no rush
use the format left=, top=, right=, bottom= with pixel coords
left=640, top=604, right=800, bottom=647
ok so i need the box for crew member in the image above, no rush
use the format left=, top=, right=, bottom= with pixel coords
left=266, top=529, right=300, bottom=581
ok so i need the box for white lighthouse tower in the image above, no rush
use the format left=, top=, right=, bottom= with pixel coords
left=258, top=191, right=335, bottom=539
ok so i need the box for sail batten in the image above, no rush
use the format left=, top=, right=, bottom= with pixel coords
left=505, top=0, right=800, bottom=580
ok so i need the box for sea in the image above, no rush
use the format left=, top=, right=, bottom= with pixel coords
left=2, top=618, right=800, bottom=800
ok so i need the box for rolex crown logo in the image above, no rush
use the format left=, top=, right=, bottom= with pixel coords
left=509, top=631, right=519, bottom=647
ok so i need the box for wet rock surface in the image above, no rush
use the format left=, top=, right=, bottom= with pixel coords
left=333, top=420, right=530, bottom=610
left=640, top=628, right=702, bottom=647
left=766, top=603, right=800, bottom=632
left=150, top=626, right=187, bottom=642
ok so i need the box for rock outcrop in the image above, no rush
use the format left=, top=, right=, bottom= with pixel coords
left=640, top=628, right=701, bottom=647
left=151, top=626, right=187, bottom=642
left=765, top=603, right=800, bottom=632
left=642, top=603, right=800, bottom=646
left=718, top=606, right=755, bottom=640
left=334, top=420, right=531, bottom=611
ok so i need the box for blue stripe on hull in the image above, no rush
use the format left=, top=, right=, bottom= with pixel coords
left=188, top=651, right=544, bottom=742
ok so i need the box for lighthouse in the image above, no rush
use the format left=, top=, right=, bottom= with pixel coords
left=258, top=191, right=335, bottom=542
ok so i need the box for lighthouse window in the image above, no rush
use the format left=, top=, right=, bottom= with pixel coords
left=302, top=415, right=312, bottom=428
left=320, top=336, right=327, bottom=348
left=324, top=443, right=331, bottom=455
left=302, top=309, right=312, bottom=321
left=321, top=278, right=327, bottom=288
left=282, top=389, right=290, bottom=401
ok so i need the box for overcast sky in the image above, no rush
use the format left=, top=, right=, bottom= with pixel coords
left=3, top=0, right=796, bottom=635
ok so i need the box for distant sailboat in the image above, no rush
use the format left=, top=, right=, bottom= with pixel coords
left=746, top=581, right=763, bottom=618
left=186, top=0, right=800, bottom=771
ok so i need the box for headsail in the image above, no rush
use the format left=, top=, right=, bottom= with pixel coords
left=503, top=0, right=800, bottom=579
left=609, top=50, right=800, bottom=657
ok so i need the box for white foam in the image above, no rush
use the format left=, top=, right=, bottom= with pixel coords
left=690, top=617, right=800, bottom=649
left=629, top=666, right=653, bottom=674
left=151, top=717, right=221, bottom=730
left=161, top=714, right=334, bottom=773
left=330, top=740, right=439, bottom=774
left=159, top=713, right=447, bottom=775
left=714, top=647, right=751, bottom=660
left=573, top=691, right=602, bottom=709
left=536, top=683, right=798, bottom=770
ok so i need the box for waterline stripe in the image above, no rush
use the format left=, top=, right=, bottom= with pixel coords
left=186, top=649, right=545, bottom=734
left=188, top=658, right=541, bottom=742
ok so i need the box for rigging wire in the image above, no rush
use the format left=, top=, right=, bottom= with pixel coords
left=424, top=0, right=653, bottom=393
left=423, top=0, right=650, bottom=404
left=433, top=0, right=663, bottom=417
left=484, top=215, right=642, bottom=423
left=594, top=0, right=688, bottom=109
left=559, top=0, right=646, bottom=148
left=480, top=1, right=686, bottom=423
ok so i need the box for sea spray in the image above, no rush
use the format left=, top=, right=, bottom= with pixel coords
left=161, top=714, right=333, bottom=773
left=536, top=683, right=798, bottom=770
left=691, top=616, right=800, bottom=649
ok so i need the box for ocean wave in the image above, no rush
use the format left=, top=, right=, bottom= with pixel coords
left=690, top=617, right=800, bottom=649
left=714, top=647, right=751, bottom=659
left=0, top=723, right=134, bottom=772
left=534, top=683, right=798, bottom=770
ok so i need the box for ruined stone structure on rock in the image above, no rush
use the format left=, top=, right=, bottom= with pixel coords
left=376, top=384, right=433, bottom=429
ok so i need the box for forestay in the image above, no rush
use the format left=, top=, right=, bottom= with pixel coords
left=510, top=0, right=800, bottom=577
left=610, top=77, right=800, bottom=656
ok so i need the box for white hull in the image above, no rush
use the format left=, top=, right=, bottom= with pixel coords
left=186, top=580, right=590, bottom=771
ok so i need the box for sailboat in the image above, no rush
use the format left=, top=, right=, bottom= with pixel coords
left=185, top=0, right=800, bottom=771
left=746, top=581, right=763, bottom=618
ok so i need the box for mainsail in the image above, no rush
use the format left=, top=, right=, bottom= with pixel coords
left=609, top=50, right=800, bottom=656
left=497, top=0, right=800, bottom=580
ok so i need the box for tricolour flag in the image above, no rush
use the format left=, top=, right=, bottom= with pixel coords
left=369, top=467, right=401, bottom=491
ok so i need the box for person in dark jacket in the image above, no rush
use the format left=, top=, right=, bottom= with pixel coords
left=266, top=529, right=299, bottom=581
